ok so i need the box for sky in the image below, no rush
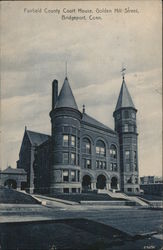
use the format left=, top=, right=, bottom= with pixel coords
left=0, top=1, right=162, bottom=177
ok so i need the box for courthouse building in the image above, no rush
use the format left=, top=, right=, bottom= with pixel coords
left=17, top=73, right=140, bottom=194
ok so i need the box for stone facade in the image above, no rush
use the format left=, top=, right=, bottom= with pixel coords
left=17, top=75, right=140, bottom=195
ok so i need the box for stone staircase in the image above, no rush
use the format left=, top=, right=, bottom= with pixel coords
left=98, top=189, right=149, bottom=207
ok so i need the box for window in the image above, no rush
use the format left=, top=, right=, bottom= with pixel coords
left=127, top=177, right=132, bottom=184
left=125, top=151, right=130, bottom=160
left=63, top=153, right=69, bottom=164
left=63, top=188, right=69, bottom=193
left=132, top=112, right=136, bottom=119
left=110, top=145, right=117, bottom=159
left=110, top=163, right=118, bottom=171
left=124, top=110, right=129, bottom=119
left=126, top=163, right=130, bottom=172
left=71, top=170, right=76, bottom=182
left=72, top=188, right=76, bottom=193
left=133, top=151, right=137, bottom=161
left=124, top=124, right=129, bottom=132
left=84, top=159, right=91, bottom=169
left=134, top=163, right=137, bottom=171
left=127, top=188, right=132, bottom=192
left=103, top=162, right=106, bottom=169
left=63, top=170, right=69, bottom=182
left=96, top=140, right=106, bottom=156
left=71, top=135, right=76, bottom=147
left=117, top=114, right=120, bottom=120
left=96, top=161, right=106, bottom=169
left=71, top=153, right=76, bottom=165
left=135, top=177, right=138, bottom=184
left=63, top=135, right=69, bottom=147
left=83, top=138, right=91, bottom=154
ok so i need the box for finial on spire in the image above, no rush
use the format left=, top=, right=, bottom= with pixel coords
left=65, top=61, right=68, bottom=78
left=83, top=104, right=85, bottom=113
left=25, top=125, right=27, bottom=131
left=121, top=65, right=126, bottom=80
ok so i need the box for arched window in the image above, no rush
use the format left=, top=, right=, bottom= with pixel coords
left=96, top=140, right=106, bottom=156
left=83, top=138, right=91, bottom=154
left=110, top=145, right=117, bottom=159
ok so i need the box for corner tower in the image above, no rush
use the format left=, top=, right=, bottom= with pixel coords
left=113, top=74, right=140, bottom=194
left=49, top=77, right=82, bottom=194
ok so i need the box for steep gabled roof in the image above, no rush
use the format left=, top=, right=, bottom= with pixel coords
left=82, top=113, right=116, bottom=134
left=26, top=130, right=50, bottom=146
left=115, top=78, right=135, bottom=111
left=55, top=77, right=78, bottom=110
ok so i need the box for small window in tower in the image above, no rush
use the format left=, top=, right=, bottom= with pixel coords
left=71, top=153, right=76, bottom=165
left=134, top=163, right=137, bottom=171
left=124, top=110, right=129, bottom=119
left=132, top=112, right=136, bottom=119
left=96, top=160, right=99, bottom=168
left=63, top=135, right=69, bottom=147
left=125, top=151, right=130, bottom=160
left=63, top=152, right=69, bottom=164
left=117, top=114, right=120, bottom=120
left=126, top=163, right=130, bottom=172
left=124, top=124, right=129, bottom=132
left=133, top=151, right=137, bottom=161
left=71, top=135, right=76, bottom=147
left=71, top=170, right=76, bottom=182
left=63, top=170, right=69, bottom=182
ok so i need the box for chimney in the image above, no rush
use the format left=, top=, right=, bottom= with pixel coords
left=52, top=79, right=58, bottom=109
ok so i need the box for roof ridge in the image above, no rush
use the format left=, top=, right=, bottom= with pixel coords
left=82, top=113, right=116, bottom=134
left=26, top=130, right=50, bottom=136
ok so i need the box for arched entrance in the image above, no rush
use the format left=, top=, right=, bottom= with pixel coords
left=96, top=175, right=106, bottom=189
left=4, top=179, right=17, bottom=189
left=82, top=175, right=91, bottom=191
left=111, top=177, right=118, bottom=189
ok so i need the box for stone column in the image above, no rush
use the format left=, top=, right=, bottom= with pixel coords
left=91, top=182, right=96, bottom=190
left=106, top=182, right=111, bottom=190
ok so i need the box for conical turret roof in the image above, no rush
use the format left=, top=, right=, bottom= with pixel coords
left=115, top=77, right=135, bottom=111
left=55, top=77, right=78, bottom=110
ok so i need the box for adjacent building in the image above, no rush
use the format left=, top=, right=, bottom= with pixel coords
left=17, top=74, right=140, bottom=195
